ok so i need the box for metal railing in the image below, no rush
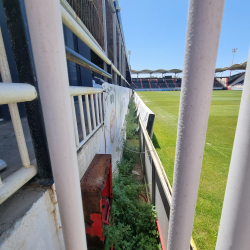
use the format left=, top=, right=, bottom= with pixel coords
left=65, top=46, right=112, bottom=79
left=69, top=86, right=104, bottom=150
left=0, top=83, right=38, bottom=204
left=0, top=26, right=38, bottom=204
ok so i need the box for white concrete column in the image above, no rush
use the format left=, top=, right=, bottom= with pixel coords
left=167, top=0, right=225, bottom=249
left=23, top=0, right=87, bottom=249
left=215, top=50, right=250, bottom=250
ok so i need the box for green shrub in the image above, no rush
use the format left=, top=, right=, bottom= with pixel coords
left=105, top=159, right=160, bottom=250
left=123, top=141, right=140, bottom=164
left=104, top=95, right=160, bottom=250
left=126, top=95, right=138, bottom=139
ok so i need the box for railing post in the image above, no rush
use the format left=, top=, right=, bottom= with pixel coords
left=85, top=94, right=92, bottom=133
left=71, top=96, right=80, bottom=147
left=215, top=50, right=250, bottom=250
left=99, top=93, right=103, bottom=123
left=23, top=0, right=87, bottom=249
left=167, top=0, right=225, bottom=249
left=90, top=94, right=97, bottom=129
left=78, top=95, right=87, bottom=140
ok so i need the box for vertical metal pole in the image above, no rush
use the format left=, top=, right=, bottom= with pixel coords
left=167, top=1, right=224, bottom=249
left=122, top=44, right=125, bottom=80
left=102, top=0, right=108, bottom=82
left=102, top=0, right=107, bottom=54
left=23, top=0, right=87, bottom=249
left=230, top=48, right=237, bottom=77
left=124, top=47, right=126, bottom=79
left=215, top=50, right=250, bottom=250
left=119, top=33, right=122, bottom=74
left=120, top=45, right=123, bottom=80
left=113, top=12, right=117, bottom=84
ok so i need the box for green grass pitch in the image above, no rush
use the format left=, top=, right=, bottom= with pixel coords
left=137, top=90, right=242, bottom=250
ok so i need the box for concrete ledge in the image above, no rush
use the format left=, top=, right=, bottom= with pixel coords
left=0, top=184, right=65, bottom=250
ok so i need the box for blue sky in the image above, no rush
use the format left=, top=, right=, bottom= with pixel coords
left=119, top=0, right=250, bottom=77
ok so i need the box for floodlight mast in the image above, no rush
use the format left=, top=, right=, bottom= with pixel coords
left=128, top=50, right=131, bottom=68
left=230, top=48, right=237, bottom=76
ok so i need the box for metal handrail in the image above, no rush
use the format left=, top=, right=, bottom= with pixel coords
left=66, top=46, right=112, bottom=79
left=69, top=86, right=103, bottom=96
left=0, top=82, right=37, bottom=104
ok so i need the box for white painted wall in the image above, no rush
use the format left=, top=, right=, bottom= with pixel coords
left=77, top=125, right=106, bottom=180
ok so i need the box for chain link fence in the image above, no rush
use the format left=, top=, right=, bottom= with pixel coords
left=66, top=0, right=104, bottom=50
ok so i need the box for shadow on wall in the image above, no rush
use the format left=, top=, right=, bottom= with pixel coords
left=152, top=133, right=161, bottom=149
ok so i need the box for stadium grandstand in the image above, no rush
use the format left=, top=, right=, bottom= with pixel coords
left=132, top=62, right=247, bottom=91
left=132, top=77, right=182, bottom=91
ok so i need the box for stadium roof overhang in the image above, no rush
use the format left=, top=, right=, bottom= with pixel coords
left=215, top=62, right=247, bottom=72
left=131, top=69, right=182, bottom=74
left=132, top=62, right=247, bottom=75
